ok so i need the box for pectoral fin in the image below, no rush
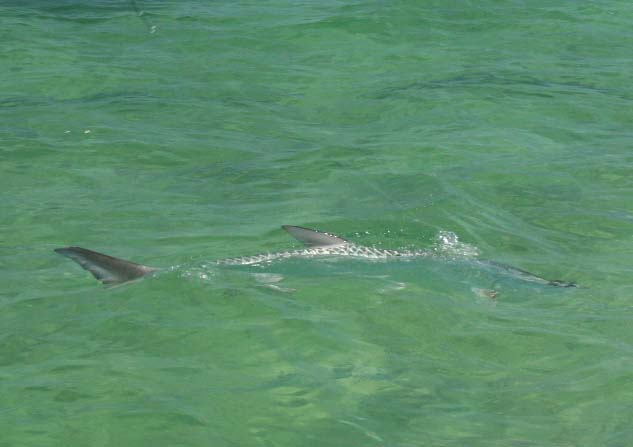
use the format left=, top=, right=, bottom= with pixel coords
left=478, top=260, right=577, bottom=288
left=55, top=246, right=156, bottom=285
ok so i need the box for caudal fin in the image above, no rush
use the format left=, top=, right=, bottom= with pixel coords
left=55, top=246, right=156, bottom=285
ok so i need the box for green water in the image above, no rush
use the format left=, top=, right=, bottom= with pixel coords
left=3, top=1, right=633, bottom=445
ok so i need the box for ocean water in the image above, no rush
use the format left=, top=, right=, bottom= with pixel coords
left=2, top=1, right=633, bottom=445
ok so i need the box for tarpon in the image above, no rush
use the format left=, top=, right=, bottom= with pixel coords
left=54, top=225, right=576, bottom=288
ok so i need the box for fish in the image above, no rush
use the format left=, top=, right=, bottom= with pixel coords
left=54, top=225, right=576, bottom=288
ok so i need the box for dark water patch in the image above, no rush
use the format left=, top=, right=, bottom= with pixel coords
left=373, top=72, right=631, bottom=101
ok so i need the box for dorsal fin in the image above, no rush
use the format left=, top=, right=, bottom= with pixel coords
left=282, top=225, right=348, bottom=247
left=54, top=247, right=156, bottom=285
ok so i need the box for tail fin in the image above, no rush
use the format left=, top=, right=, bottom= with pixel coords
left=55, top=247, right=156, bottom=285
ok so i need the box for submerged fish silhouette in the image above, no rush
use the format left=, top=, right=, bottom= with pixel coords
left=54, top=225, right=576, bottom=288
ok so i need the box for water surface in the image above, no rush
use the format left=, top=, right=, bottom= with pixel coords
left=2, top=1, right=633, bottom=445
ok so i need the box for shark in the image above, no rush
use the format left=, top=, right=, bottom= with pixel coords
left=54, top=225, right=576, bottom=288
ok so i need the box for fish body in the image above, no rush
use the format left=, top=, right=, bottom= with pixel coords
left=217, top=245, right=427, bottom=266
left=54, top=225, right=575, bottom=288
